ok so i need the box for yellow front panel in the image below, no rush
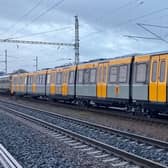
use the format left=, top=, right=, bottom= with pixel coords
left=101, top=83, right=107, bottom=98
left=16, top=85, right=19, bottom=92
left=50, top=84, right=56, bottom=95
left=149, top=83, right=157, bottom=101
left=64, top=84, right=68, bottom=96
left=32, top=84, right=36, bottom=93
left=97, top=83, right=101, bottom=98
left=158, top=56, right=167, bottom=102
left=21, top=85, right=25, bottom=92
left=62, top=83, right=68, bottom=96
left=158, top=83, right=166, bottom=102
left=11, top=84, right=14, bottom=94
left=149, top=56, right=159, bottom=102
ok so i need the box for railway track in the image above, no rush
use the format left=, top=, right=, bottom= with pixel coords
left=0, top=100, right=167, bottom=167
left=12, top=95, right=168, bottom=126
left=0, top=144, right=22, bottom=168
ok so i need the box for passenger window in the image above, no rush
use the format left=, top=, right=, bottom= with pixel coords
left=160, top=61, right=166, bottom=82
left=98, top=67, right=102, bottom=82
left=77, top=70, right=83, bottom=84
left=136, top=63, right=147, bottom=83
left=84, top=69, right=90, bottom=84
left=119, top=65, right=127, bottom=83
left=109, top=66, right=118, bottom=83
left=56, top=72, right=62, bottom=84
left=25, top=77, right=27, bottom=84
left=69, top=71, right=74, bottom=84
left=90, top=69, right=96, bottom=83
left=51, top=73, right=55, bottom=83
left=152, top=62, right=157, bottom=82
left=103, top=67, right=107, bottom=83
left=47, top=74, right=50, bottom=84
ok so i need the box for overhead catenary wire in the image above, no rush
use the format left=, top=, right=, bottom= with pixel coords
left=8, top=0, right=66, bottom=39
left=115, top=7, right=168, bottom=28
left=5, top=26, right=73, bottom=40
left=137, top=23, right=168, bottom=43
left=0, top=0, right=43, bottom=37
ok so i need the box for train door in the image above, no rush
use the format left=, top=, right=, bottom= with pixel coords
left=62, top=70, right=68, bottom=96
left=97, top=63, right=108, bottom=98
left=149, top=55, right=167, bottom=102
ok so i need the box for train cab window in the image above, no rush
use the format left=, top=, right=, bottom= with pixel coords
left=69, top=71, right=74, bottom=84
left=119, top=65, right=127, bottom=83
left=90, top=68, right=96, bottom=83
left=160, top=61, right=166, bottom=82
left=152, top=62, right=157, bottom=82
left=84, top=69, right=90, bottom=84
left=136, top=63, right=147, bottom=83
left=77, top=70, right=83, bottom=84
left=56, top=72, right=62, bottom=84
left=109, top=66, right=118, bottom=83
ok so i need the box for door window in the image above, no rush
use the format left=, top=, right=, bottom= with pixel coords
left=160, top=61, right=166, bottom=82
left=152, top=62, right=157, bottom=82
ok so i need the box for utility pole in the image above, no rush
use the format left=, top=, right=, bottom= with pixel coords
left=34, top=56, right=38, bottom=71
left=75, top=15, right=79, bottom=65
left=5, top=49, right=7, bottom=74
left=0, top=16, right=80, bottom=65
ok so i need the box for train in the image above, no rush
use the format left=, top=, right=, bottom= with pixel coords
left=0, top=51, right=168, bottom=117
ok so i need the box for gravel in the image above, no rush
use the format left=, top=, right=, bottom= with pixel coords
left=6, top=96, right=168, bottom=142
left=3, top=102, right=168, bottom=166
left=0, top=110, right=110, bottom=168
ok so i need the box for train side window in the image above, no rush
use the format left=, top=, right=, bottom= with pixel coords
left=90, top=68, right=96, bottom=83
left=47, top=74, right=50, bottom=84
left=109, top=66, right=118, bottom=83
left=69, top=71, right=74, bottom=84
left=136, top=63, right=147, bottom=83
left=24, top=77, right=26, bottom=84
left=56, top=72, right=62, bottom=84
left=103, top=67, right=107, bottom=83
left=160, top=61, right=166, bottom=82
left=51, top=73, right=55, bottom=83
left=43, top=75, right=46, bottom=84
left=119, top=65, right=127, bottom=83
left=77, top=70, right=83, bottom=84
left=84, top=69, right=90, bottom=84
left=152, top=62, right=157, bottom=82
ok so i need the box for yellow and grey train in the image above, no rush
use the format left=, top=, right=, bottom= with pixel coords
left=0, top=51, right=168, bottom=116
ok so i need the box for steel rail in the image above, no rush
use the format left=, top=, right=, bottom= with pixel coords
left=0, top=99, right=167, bottom=150
left=0, top=144, right=22, bottom=168
left=0, top=104, right=167, bottom=168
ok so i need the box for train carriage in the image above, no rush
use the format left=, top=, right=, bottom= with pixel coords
left=1, top=50, right=167, bottom=116
left=76, top=61, right=98, bottom=104
left=0, top=75, right=11, bottom=94
left=46, top=65, right=76, bottom=100
left=105, top=56, right=133, bottom=106
left=11, top=73, right=27, bottom=95
left=33, top=70, right=47, bottom=96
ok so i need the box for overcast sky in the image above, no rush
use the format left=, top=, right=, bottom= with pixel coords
left=0, top=0, right=168, bottom=73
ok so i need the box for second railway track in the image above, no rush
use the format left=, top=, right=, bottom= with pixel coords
left=0, top=100, right=168, bottom=168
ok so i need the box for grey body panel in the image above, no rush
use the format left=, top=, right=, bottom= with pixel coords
left=36, top=85, right=45, bottom=95
left=56, top=85, right=62, bottom=95
left=27, top=85, right=32, bottom=94
left=76, top=84, right=96, bottom=97
left=68, top=85, right=74, bottom=95
left=107, top=84, right=129, bottom=99
left=46, top=85, right=50, bottom=96
left=132, top=84, right=148, bottom=101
